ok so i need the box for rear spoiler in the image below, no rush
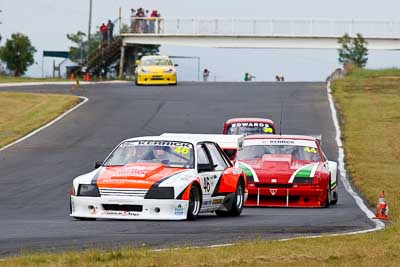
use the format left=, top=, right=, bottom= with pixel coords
left=160, top=133, right=244, bottom=160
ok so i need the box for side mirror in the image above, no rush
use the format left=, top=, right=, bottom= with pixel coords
left=223, top=149, right=237, bottom=161
left=135, top=60, right=141, bottom=65
left=197, top=163, right=213, bottom=173
left=174, top=64, right=179, bottom=67
left=94, top=161, right=103, bottom=169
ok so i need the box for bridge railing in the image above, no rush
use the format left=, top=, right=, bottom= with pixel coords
left=128, top=18, right=400, bottom=38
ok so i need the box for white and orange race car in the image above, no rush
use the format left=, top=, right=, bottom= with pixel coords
left=70, top=134, right=246, bottom=220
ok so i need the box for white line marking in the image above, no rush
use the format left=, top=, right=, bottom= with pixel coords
left=0, top=96, right=88, bottom=152
left=0, top=80, right=130, bottom=87
left=326, top=81, right=385, bottom=231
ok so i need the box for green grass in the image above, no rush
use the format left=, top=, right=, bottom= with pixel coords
left=0, top=76, right=69, bottom=83
left=0, top=92, right=80, bottom=148
left=1, top=68, right=400, bottom=266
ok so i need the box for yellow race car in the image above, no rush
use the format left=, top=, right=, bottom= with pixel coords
left=135, top=55, right=177, bottom=85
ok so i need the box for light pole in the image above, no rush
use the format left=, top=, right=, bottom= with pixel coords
left=88, top=0, right=93, bottom=42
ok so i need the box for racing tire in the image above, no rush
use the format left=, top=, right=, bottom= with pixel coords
left=323, top=182, right=331, bottom=208
left=216, top=179, right=245, bottom=217
left=330, top=192, right=338, bottom=205
left=330, top=173, right=339, bottom=205
left=187, top=183, right=202, bottom=220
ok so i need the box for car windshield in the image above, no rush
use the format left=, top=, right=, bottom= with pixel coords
left=226, top=122, right=275, bottom=135
left=104, top=140, right=194, bottom=168
left=237, top=145, right=321, bottom=162
left=141, top=58, right=172, bottom=66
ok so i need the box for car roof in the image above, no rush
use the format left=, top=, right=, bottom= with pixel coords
left=225, top=118, right=275, bottom=125
left=161, top=133, right=244, bottom=149
left=244, top=134, right=318, bottom=142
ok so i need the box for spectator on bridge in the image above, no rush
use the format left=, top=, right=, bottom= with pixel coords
left=107, top=20, right=115, bottom=41
left=275, top=75, right=281, bottom=81
left=100, top=23, right=108, bottom=43
left=280, top=76, right=285, bottom=82
left=148, top=10, right=158, bottom=33
left=203, top=69, right=210, bottom=81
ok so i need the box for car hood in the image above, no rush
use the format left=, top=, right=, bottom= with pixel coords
left=96, top=163, right=185, bottom=189
left=239, top=154, right=320, bottom=183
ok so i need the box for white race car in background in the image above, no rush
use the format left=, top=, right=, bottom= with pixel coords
left=70, top=134, right=247, bottom=220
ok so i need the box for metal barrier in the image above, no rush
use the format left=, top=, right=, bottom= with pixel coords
left=130, top=18, right=164, bottom=34
left=128, top=18, right=400, bottom=38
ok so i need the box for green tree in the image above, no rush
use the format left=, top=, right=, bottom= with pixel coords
left=0, top=33, right=37, bottom=76
left=338, top=33, right=368, bottom=68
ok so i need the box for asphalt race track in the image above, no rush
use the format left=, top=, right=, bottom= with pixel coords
left=0, top=82, right=374, bottom=256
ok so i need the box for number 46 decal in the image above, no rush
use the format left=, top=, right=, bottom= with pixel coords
left=202, top=176, right=211, bottom=193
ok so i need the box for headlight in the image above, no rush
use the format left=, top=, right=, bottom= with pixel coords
left=140, top=68, right=150, bottom=73
left=144, top=187, right=174, bottom=199
left=163, top=68, right=175, bottom=73
left=77, top=184, right=100, bottom=197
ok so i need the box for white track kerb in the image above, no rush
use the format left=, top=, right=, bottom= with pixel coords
left=0, top=96, right=88, bottom=152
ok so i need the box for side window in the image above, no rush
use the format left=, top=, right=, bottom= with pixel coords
left=197, top=145, right=211, bottom=165
left=206, top=143, right=228, bottom=171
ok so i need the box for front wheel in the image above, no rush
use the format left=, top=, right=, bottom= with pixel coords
left=187, top=183, right=202, bottom=220
left=216, top=179, right=244, bottom=217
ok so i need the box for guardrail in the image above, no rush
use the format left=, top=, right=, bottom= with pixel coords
left=127, top=18, right=400, bottom=38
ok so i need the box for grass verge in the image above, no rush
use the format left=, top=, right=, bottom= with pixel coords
left=0, top=92, right=80, bottom=148
left=1, top=69, right=400, bottom=266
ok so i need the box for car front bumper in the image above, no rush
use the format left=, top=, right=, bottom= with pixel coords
left=245, top=183, right=325, bottom=207
left=136, top=73, right=177, bottom=85
left=70, top=195, right=188, bottom=220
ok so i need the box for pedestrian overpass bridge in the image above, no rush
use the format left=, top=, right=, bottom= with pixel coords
left=121, top=17, right=400, bottom=50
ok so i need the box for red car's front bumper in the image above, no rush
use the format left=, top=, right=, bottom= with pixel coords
left=245, top=183, right=325, bottom=207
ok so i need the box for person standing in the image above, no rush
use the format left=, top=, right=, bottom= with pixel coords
left=100, top=23, right=108, bottom=43
left=107, top=20, right=114, bottom=41
left=203, top=68, right=210, bottom=81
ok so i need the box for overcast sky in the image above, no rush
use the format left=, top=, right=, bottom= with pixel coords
left=1, top=0, right=400, bottom=81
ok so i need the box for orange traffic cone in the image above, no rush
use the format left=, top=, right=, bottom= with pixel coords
left=69, top=73, right=75, bottom=80
left=373, top=191, right=389, bottom=220
left=84, top=72, right=90, bottom=81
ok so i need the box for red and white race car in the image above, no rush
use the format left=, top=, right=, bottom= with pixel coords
left=223, top=118, right=276, bottom=135
left=70, top=134, right=246, bottom=220
left=236, top=134, right=338, bottom=208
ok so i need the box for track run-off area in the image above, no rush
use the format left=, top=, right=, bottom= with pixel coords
left=0, top=82, right=375, bottom=256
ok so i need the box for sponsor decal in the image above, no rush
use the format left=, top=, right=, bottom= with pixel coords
left=101, top=211, right=139, bottom=216
left=212, top=199, right=223, bottom=204
left=232, top=122, right=270, bottom=128
left=136, top=141, right=192, bottom=148
left=269, top=140, right=295, bottom=145
left=116, top=166, right=150, bottom=177
left=270, top=189, right=278, bottom=195
left=174, top=204, right=184, bottom=215
left=203, top=200, right=212, bottom=205
left=271, top=179, right=277, bottom=183
left=245, top=139, right=318, bottom=148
